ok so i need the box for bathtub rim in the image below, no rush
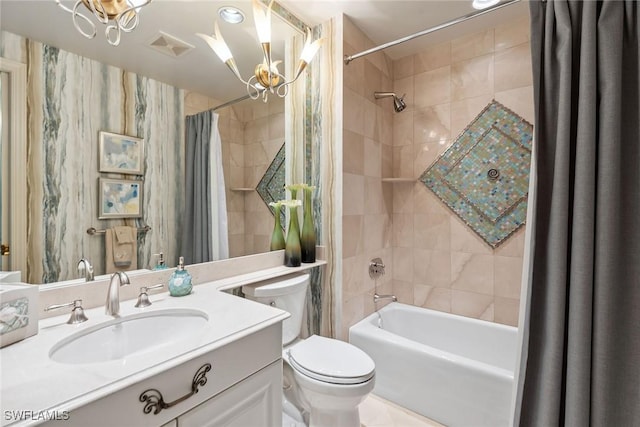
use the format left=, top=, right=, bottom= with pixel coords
left=349, top=302, right=516, bottom=381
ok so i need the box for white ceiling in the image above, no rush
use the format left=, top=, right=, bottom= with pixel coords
left=0, top=0, right=529, bottom=104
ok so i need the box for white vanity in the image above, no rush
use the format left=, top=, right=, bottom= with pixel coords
left=0, top=253, right=325, bottom=427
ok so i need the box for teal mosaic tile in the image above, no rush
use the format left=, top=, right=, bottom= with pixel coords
left=256, top=142, right=286, bottom=226
left=419, top=100, right=533, bottom=248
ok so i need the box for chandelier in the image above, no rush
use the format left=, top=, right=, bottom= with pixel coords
left=196, top=0, right=323, bottom=101
left=56, top=0, right=153, bottom=46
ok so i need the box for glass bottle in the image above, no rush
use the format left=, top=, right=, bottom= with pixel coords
left=284, top=205, right=301, bottom=267
left=269, top=202, right=285, bottom=251
left=301, top=186, right=316, bottom=263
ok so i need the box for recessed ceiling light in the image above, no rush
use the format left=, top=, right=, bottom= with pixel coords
left=472, top=0, right=500, bottom=10
left=218, top=6, right=245, bottom=24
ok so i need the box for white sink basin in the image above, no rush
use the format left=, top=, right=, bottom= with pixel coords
left=49, top=309, right=209, bottom=364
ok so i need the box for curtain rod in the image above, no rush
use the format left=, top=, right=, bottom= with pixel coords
left=344, top=0, right=521, bottom=65
left=211, top=93, right=253, bottom=112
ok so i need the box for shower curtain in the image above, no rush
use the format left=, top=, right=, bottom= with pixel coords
left=515, top=1, right=640, bottom=426
left=182, top=111, right=229, bottom=264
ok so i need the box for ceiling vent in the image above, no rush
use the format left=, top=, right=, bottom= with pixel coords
left=147, top=31, right=194, bottom=58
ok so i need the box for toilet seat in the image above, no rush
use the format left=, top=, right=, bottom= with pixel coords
left=286, top=335, right=375, bottom=385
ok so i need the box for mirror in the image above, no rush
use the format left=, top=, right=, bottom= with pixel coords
left=0, top=1, right=311, bottom=284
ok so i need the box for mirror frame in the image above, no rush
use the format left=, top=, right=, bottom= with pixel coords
left=0, top=57, right=27, bottom=277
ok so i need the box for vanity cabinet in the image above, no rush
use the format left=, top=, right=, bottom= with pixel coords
left=41, top=323, right=282, bottom=427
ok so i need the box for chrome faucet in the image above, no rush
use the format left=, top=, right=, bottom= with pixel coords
left=373, top=293, right=397, bottom=303
left=77, top=258, right=94, bottom=282
left=105, top=271, right=130, bottom=317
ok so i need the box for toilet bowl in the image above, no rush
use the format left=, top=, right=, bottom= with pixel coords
left=243, top=274, right=375, bottom=427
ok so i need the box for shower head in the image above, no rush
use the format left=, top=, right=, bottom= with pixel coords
left=373, top=92, right=406, bottom=113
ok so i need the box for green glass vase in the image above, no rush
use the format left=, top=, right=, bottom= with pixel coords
left=301, top=186, right=316, bottom=263
left=285, top=205, right=301, bottom=267
left=270, top=203, right=285, bottom=251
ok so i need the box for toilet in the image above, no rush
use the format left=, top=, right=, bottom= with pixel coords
left=242, top=273, right=375, bottom=427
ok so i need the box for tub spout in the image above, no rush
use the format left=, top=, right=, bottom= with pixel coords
left=373, top=293, right=397, bottom=303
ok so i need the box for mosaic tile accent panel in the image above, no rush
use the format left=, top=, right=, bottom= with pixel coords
left=256, top=142, right=286, bottom=225
left=420, top=100, right=533, bottom=248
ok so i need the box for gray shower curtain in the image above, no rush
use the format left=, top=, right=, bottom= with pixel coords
left=182, top=111, right=213, bottom=264
left=516, top=1, right=640, bottom=426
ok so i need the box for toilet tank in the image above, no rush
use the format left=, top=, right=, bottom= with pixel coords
left=242, top=273, right=309, bottom=346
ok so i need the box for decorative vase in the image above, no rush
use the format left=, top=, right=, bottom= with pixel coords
left=269, top=202, right=285, bottom=251
left=284, top=205, right=301, bottom=267
left=301, top=186, right=316, bottom=263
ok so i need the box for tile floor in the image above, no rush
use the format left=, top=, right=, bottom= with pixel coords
left=359, top=394, right=445, bottom=427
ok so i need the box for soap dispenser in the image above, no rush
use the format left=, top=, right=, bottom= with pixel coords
left=168, top=256, right=192, bottom=297
left=153, top=252, right=168, bottom=270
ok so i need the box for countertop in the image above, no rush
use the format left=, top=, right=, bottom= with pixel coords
left=0, top=282, right=289, bottom=426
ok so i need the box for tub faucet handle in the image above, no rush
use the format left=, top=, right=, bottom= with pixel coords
left=369, top=258, right=385, bottom=279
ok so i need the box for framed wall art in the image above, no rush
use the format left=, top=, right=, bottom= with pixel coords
left=99, top=131, right=145, bottom=175
left=98, top=178, right=143, bottom=219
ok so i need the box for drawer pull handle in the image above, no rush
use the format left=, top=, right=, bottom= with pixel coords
left=139, top=363, right=212, bottom=415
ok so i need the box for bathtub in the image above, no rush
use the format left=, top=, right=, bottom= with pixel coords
left=349, top=302, right=517, bottom=427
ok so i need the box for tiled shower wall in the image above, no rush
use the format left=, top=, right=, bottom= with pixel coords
left=185, top=93, right=284, bottom=258
left=339, top=15, right=533, bottom=336
left=341, top=16, right=395, bottom=340
left=390, top=16, right=533, bottom=326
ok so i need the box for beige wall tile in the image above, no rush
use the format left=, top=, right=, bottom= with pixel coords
left=391, top=279, right=413, bottom=305
left=451, top=54, right=494, bottom=101
left=414, top=186, right=450, bottom=215
left=413, top=104, right=451, bottom=145
left=381, top=144, right=393, bottom=178
left=343, top=215, right=364, bottom=258
left=344, top=87, right=365, bottom=135
left=364, top=214, right=391, bottom=252
left=494, top=297, right=520, bottom=326
left=414, top=66, right=451, bottom=109
left=392, top=213, right=414, bottom=248
left=394, top=55, right=414, bottom=80
left=495, top=226, right=526, bottom=257
left=343, top=173, right=366, bottom=215
left=343, top=255, right=365, bottom=300
left=451, top=252, right=494, bottom=295
left=363, top=100, right=378, bottom=139
left=413, top=249, right=451, bottom=287
left=344, top=41, right=365, bottom=96
left=450, top=94, right=494, bottom=142
left=393, top=184, right=414, bottom=214
left=414, top=214, right=451, bottom=251
left=414, top=41, right=451, bottom=73
left=452, top=29, right=495, bottom=63
left=495, top=85, right=535, bottom=124
left=364, top=137, right=382, bottom=178
left=364, top=60, right=383, bottom=103
left=451, top=289, right=494, bottom=320
left=495, top=15, right=531, bottom=51
left=494, top=43, right=533, bottom=92
left=450, top=216, right=493, bottom=254
left=393, top=145, right=415, bottom=178
left=364, top=177, right=386, bottom=214
left=494, top=256, right=524, bottom=299
left=343, top=129, right=365, bottom=174
left=392, top=247, right=414, bottom=282
left=413, top=142, right=448, bottom=178
left=414, top=285, right=452, bottom=313
left=393, top=112, right=414, bottom=146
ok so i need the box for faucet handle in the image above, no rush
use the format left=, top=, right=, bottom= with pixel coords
left=45, top=299, right=88, bottom=324
left=135, top=284, right=164, bottom=308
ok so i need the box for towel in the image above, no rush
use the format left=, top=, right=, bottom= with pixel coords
left=105, top=226, right=138, bottom=273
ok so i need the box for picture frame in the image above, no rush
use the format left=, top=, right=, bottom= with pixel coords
left=99, top=131, right=144, bottom=175
left=98, top=178, right=143, bottom=219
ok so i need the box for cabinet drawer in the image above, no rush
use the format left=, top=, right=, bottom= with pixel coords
left=177, top=361, right=281, bottom=427
left=42, top=323, right=281, bottom=427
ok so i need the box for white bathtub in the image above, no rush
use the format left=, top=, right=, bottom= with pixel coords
left=349, top=302, right=517, bottom=427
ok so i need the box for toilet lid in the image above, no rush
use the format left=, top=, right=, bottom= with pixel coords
left=287, top=335, right=375, bottom=385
